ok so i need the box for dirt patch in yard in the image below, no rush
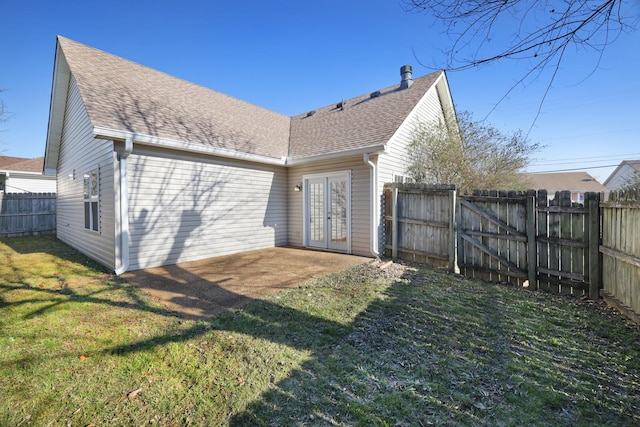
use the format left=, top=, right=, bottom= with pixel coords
left=122, top=247, right=371, bottom=319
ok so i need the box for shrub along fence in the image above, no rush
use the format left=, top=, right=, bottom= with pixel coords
left=0, top=192, right=56, bottom=238
left=383, top=184, right=639, bottom=322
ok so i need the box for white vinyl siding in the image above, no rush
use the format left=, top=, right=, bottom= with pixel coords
left=605, top=164, right=639, bottom=190
left=288, top=155, right=372, bottom=257
left=127, top=145, right=287, bottom=270
left=56, top=76, right=116, bottom=269
left=1, top=174, right=56, bottom=193
left=377, top=84, right=446, bottom=186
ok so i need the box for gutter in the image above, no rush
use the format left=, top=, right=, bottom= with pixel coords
left=96, top=127, right=388, bottom=169
left=363, top=153, right=379, bottom=257
left=114, top=135, right=133, bottom=275
left=286, top=145, right=386, bottom=166
left=94, top=126, right=287, bottom=167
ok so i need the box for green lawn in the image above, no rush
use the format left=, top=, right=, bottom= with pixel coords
left=1, top=235, right=639, bottom=426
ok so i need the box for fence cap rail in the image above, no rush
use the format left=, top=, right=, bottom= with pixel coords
left=383, top=183, right=455, bottom=191
left=603, top=188, right=640, bottom=205
left=0, top=192, right=56, bottom=198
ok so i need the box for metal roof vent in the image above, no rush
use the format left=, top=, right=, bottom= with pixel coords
left=400, top=64, right=413, bottom=89
left=336, top=100, right=345, bottom=110
left=306, top=110, right=316, bottom=117
left=370, top=90, right=381, bottom=98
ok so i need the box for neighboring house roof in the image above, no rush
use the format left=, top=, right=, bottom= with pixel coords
left=0, top=155, right=32, bottom=169
left=45, top=36, right=447, bottom=170
left=603, top=159, right=640, bottom=187
left=522, top=172, right=606, bottom=193
left=0, top=156, right=45, bottom=173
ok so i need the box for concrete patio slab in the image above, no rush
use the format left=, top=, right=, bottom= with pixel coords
left=122, top=247, right=371, bottom=318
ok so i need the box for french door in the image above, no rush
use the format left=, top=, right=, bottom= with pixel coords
left=305, top=172, right=351, bottom=252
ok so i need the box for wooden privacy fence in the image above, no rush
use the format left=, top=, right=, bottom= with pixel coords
left=0, top=192, right=56, bottom=237
left=383, top=184, right=456, bottom=270
left=384, top=184, right=601, bottom=299
left=600, top=189, right=640, bottom=323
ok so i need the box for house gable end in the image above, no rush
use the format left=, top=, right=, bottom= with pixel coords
left=44, top=41, right=71, bottom=175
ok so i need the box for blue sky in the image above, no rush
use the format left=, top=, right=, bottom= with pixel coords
left=1, top=0, right=638, bottom=181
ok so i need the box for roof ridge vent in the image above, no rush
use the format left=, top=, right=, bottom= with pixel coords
left=400, top=65, right=413, bottom=89
left=370, top=90, right=381, bottom=98
left=306, top=110, right=316, bottom=117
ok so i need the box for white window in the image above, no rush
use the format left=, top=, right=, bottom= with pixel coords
left=83, top=168, right=99, bottom=232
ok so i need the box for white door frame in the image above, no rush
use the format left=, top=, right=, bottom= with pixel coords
left=302, top=170, right=352, bottom=253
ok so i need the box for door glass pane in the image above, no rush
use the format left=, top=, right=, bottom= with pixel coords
left=91, top=168, right=99, bottom=197
left=91, top=201, right=99, bottom=231
left=83, top=173, right=90, bottom=199
left=309, top=182, right=324, bottom=242
left=84, top=203, right=91, bottom=229
left=330, top=180, right=347, bottom=243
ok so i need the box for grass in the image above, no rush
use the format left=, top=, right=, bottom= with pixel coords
left=1, top=236, right=639, bottom=426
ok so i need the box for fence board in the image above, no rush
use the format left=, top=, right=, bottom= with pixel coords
left=383, top=184, right=454, bottom=268
left=0, top=193, right=56, bottom=237
left=601, top=190, right=640, bottom=321
left=384, top=184, right=640, bottom=322
left=537, top=190, right=549, bottom=292
left=420, top=189, right=597, bottom=294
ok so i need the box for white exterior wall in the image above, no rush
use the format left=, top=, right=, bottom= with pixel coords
left=377, top=85, right=446, bottom=186
left=56, top=77, right=116, bottom=269
left=127, top=145, right=287, bottom=270
left=376, top=83, right=447, bottom=254
left=288, top=155, right=372, bottom=257
left=605, top=164, right=637, bottom=190
left=3, top=174, right=56, bottom=193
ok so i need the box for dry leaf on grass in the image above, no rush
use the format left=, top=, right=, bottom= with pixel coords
left=127, top=388, right=143, bottom=399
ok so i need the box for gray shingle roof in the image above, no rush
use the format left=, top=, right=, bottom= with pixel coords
left=57, top=36, right=443, bottom=161
left=1, top=156, right=45, bottom=173
left=289, top=71, right=442, bottom=159
left=522, top=172, right=606, bottom=192
left=0, top=156, right=31, bottom=169
left=622, top=160, right=640, bottom=172
left=58, top=36, right=291, bottom=159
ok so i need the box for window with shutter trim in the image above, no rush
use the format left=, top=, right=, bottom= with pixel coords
left=83, top=168, right=99, bottom=232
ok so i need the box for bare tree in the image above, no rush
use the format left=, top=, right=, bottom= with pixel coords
left=622, top=171, right=640, bottom=190
left=0, top=89, right=11, bottom=146
left=404, top=1, right=637, bottom=126
left=406, top=110, right=541, bottom=191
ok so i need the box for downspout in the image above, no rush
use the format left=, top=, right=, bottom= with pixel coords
left=363, top=153, right=379, bottom=257
left=115, top=135, right=133, bottom=275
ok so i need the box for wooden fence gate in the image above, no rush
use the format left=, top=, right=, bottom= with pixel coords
left=456, top=190, right=600, bottom=298
left=457, top=191, right=536, bottom=287
left=385, top=186, right=601, bottom=299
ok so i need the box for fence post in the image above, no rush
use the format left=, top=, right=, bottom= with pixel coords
left=449, top=189, right=457, bottom=272
left=526, top=194, right=537, bottom=289
left=392, top=187, right=398, bottom=260
left=588, top=197, right=601, bottom=299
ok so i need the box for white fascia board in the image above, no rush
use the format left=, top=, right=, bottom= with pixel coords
left=285, top=144, right=387, bottom=166
left=44, top=41, right=70, bottom=175
left=93, top=126, right=287, bottom=166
